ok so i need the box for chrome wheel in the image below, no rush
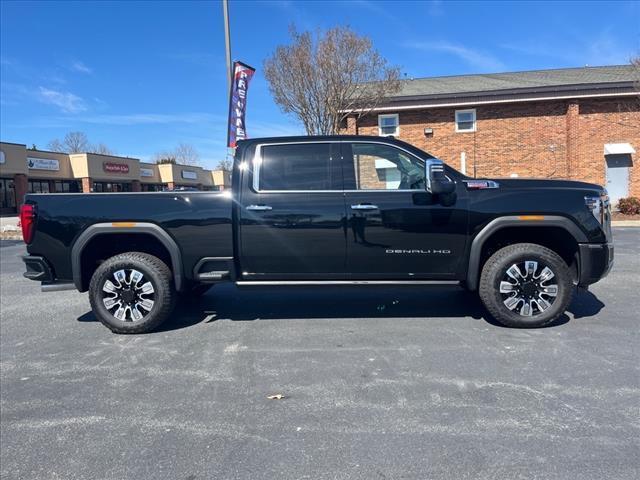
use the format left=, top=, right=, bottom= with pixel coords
left=101, top=269, right=155, bottom=322
left=499, top=260, right=558, bottom=317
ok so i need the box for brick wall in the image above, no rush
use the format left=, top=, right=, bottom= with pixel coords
left=355, top=155, right=387, bottom=189
left=575, top=99, right=640, bottom=196
left=344, top=97, right=640, bottom=195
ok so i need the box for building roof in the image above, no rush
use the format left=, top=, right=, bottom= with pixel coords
left=352, top=64, right=640, bottom=112
left=394, top=65, right=638, bottom=98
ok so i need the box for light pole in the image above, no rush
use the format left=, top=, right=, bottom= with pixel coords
left=222, top=0, right=232, bottom=94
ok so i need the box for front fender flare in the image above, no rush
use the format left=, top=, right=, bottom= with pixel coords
left=71, top=222, right=184, bottom=292
left=466, top=215, right=587, bottom=291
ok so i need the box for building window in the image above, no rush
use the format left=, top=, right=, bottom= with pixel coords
left=28, top=180, right=50, bottom=193
left=93, top=182, right=132, bottom=193
left=455, top=109, right=476, bottom=132
left=141, top=184, right=163, bottom=192
left=0, top=178, right=17, bottom=213
left=53, top=180, right=81, bottom=193
left=378, top=114, right=399, bottom=136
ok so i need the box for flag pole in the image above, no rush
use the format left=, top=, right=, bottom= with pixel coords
left=222, top=0, right=232, bottom=94
left=222, top=0, right=234, bottom=157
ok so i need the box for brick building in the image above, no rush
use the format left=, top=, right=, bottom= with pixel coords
left=342, top=65, right=639, bottom=205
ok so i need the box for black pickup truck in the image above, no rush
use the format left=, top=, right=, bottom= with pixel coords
left=21, top=135, right=613, bottom=333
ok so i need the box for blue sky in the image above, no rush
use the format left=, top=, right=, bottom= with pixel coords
left=1, top=0, right=638, bottom=168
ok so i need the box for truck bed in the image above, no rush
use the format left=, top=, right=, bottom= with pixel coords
left=25, top=191, right=234, bottom=285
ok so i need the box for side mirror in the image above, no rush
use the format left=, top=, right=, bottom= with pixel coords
left=425, top=159, right=455, bottom=195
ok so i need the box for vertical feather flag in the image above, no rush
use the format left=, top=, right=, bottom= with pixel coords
left=227, top=61, right=256, bottom=148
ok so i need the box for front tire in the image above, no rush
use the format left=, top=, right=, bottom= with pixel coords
left=479, top=243, right=573, bottom=328
left=89, top=252, right=176, bottom=334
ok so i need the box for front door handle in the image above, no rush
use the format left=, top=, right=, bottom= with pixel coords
left=246, top=204, right=273, bottom=211
left=351, top=204, right=379, bottom=210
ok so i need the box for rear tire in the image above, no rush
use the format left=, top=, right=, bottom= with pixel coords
left=479, top=243, right=573, bottom=328
left=89, top=252, right=176, bottom=334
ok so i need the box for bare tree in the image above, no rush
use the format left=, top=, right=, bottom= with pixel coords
left=61, top=131, right=89, bottom=153
left=48, top=131, right=115, bottom=154
left=154, top=144, right=200, bottom=166
left=173, top=143, right=200, bottom=166
left=264, top=25, right=401, bottom=135
left=89, top=143, right=115, bottom=155
left=215, top=158, right=233, bottom=171
left=153, top=150, right=175, bottom=164
left=47, top=138, right=65, bottom=152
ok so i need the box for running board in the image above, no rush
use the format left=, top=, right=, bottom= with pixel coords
left=236, top=280, right=460, bottom=286
left=41, top=283, right=76, bottom=292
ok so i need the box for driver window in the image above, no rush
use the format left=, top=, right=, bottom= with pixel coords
left=351, top=143, right=425, bottom=190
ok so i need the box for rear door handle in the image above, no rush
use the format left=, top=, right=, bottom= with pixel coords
left=351, top=204, right=379, bottom=210
left=246, top=204, right=273, bottom=211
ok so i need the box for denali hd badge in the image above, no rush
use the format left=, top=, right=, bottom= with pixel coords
left=385, top=249, right=451, bottom=255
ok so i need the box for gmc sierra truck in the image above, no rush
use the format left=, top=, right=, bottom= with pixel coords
left=21, top=136, right=613, bottom=333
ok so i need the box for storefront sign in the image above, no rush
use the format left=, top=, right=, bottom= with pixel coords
left=103, top=162, right=129, bottom=174
left=181, top=170, right=198, bottom=180
left=227, top=61, right=256, bottom=148
left=140, top=168, right=154, bottom=177
left=27, top=157, right=60, bottom=171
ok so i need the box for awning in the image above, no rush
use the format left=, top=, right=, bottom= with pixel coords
left=604, top=143, right=636, bottom=155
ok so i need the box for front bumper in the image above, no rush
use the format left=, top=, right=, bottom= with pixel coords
left=578, top=243, right=614, bottom=287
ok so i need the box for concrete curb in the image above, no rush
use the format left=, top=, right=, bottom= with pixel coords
left=612, top=220, right=640, bottom=227
left=0, top=233, right=23, bottom=240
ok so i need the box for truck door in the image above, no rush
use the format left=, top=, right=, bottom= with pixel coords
left=342, top=141, right=468, bottom=279
left=239, top=141, right=347, bottom=279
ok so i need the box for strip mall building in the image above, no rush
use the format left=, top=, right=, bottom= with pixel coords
left=0, top=142, right=231, bottom=214
left=342, top=65, right=639, bottom=205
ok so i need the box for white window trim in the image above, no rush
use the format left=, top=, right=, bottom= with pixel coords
left=378, top=113, right=399, bottom=137
left=455, top=108, right=476, bottom=133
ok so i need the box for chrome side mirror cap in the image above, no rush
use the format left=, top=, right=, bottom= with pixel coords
left=426, top=159, right=455, bottom=195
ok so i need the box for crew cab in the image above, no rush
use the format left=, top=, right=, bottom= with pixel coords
left=21, top=136, right=613, bottom=333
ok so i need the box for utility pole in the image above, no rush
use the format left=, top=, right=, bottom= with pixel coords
left=222, top=0, right=235, bottom=156
left=222, top=0, right=232, bottom=94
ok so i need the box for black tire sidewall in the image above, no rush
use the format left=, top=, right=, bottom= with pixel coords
left=89, top=253, right=175, bottom=334
left=480, top=244, right=573, bottom=328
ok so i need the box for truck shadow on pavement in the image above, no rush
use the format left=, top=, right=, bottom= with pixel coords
left=77, top=285, right=605, bottom=333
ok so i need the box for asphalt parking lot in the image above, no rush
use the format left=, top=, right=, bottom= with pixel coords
left=1, top=228, right=638, bottom=480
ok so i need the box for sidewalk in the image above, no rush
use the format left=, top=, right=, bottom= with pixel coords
left=612, top=220, right=640, bottom=227
left=0, top=216, right=21, bottom=239
left=0, top=216, right=19, bottom=232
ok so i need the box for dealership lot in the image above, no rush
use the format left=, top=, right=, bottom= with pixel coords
left=1, top=229, right=638, bottom=479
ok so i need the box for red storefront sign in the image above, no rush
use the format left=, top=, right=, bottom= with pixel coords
left=103, top=162, right=129, bottom=174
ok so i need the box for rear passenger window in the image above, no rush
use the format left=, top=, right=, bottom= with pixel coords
left=257, top=143, right=340, bottom=191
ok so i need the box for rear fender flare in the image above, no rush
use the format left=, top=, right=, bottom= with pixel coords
left=71, top=222, right=183, bottom=291
left=466, top=215, right=587, bottom=291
